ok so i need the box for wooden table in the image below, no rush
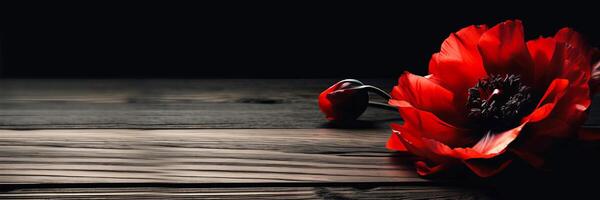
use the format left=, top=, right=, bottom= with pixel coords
left=1, top=79, right=599, bottom=199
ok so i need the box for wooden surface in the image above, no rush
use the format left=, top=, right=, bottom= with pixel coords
left=0, top=129, right=421, bottom=184
left=0, top=186, right=493, bottom=199
left=0, top=79, right=398, bottom=129
left=0, top=79, right=598, bottom=199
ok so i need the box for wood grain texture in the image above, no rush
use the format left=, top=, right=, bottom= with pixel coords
left=0, top=186, right=493, bottom=199
left=0, top=129, right=423, bottom=185
left=2, top=79, right=600, bottom=199
left=0, top=79, right=398, bottom=129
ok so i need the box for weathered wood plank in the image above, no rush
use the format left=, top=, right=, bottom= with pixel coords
left=1, top=79, right=599, bottom=129
left=0, top=129, right=423, bottom=184
left=0, top=186, right=493, bottom=199
left=0, top=79, right=398, bottom=129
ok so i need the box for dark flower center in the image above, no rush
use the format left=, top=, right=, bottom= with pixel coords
left=466, top=74, right=535, bottom=132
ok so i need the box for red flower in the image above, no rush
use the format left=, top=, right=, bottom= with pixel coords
left=386, top=20, right=596, bottom=177
left=319, top=79, right=369, bottom=121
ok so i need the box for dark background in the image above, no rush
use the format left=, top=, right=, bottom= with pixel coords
left=0, top=2, right=597, bottom=79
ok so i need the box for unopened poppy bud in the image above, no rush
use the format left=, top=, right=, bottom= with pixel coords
left=318, top=79, right=369, bottom=121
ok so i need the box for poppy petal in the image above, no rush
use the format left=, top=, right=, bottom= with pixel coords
left=551, top=29, right=592, bottom=96
left=536, top=79, right=569, bottom=107
left=421, top=138, right=488, bottom=159
left=549, top=44, right=592, bottom=128
left=478, top=20, right=534, bottom=84
left=527, top=37, right=559, bottom=89
left=391, top=123, right=443, bottom=162
left=415, top=161, right=449, bottom=176
left=535, top=31, right=592, bottom=129
left=541, top=46, right=591, bottom=127
left=428, top=24, right=488, bottom=96
left=420, top=123, right=525, bottom=160
left=551, top=79, right=591, bottom=129
left=526, top=104, right=557, bottom=123
left=510, top=148, right=545, bottom=168
left=523, top=79, right=569, bottom=123
left=536, top=76, right=591, bottom=129
left=512, top=79, right=582, bottom=167
left=510, top=118, right=572, bottom=168
left=318, top=83, right=337, bottom=120
left=463, top=157, right=513, bottom=177
left=393, top=103, right=472, bottom=148
left=391, top=72, right=461, bottom=124
left=591, top=49, right=600, bottom=94
left=392, top=72, right=455, bottom=113
left=471, top=124, right=525, bottom=156
left=386, top=132, right=407, bottom=151
left=554, top=28, right=587, bottom=53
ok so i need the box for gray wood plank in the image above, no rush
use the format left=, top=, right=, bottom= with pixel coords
left=0, top=186, right=493, bottom=199
left=0, top=129, right=423, bottom=185
left=2, top=79, right=599, bottom=129
left=0, top=79, right=399, bottom=129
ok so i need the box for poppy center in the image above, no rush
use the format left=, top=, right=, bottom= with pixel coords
left=466, top=74, right=534, bottom=132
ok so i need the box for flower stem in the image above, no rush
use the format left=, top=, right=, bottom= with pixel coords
left=336, top=79, right=397, bottom=112
left=350, top=85, right=392, bottom=100
left=351, top=85, right=396, bottom=111
left=368, top=101, right=398, bottom=111
left=337, top=79, right=364, bottom=86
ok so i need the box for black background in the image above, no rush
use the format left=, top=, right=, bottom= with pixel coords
left=0, top=2, right=597, bottom=78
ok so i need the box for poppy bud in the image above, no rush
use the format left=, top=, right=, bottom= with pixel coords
left=318, top=79, right=369, bottom=121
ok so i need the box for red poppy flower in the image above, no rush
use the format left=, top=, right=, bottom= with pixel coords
left=386, top=20, right=596, bottom=177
